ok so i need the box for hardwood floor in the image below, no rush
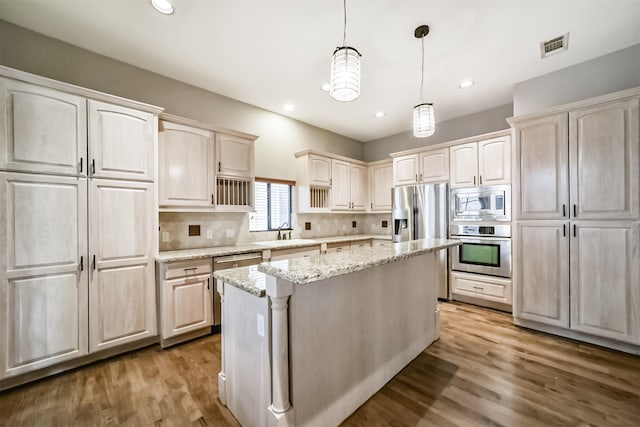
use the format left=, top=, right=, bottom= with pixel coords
left=1, top=302, right=638, bottom=426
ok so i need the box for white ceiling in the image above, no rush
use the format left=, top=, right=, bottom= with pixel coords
left=1, top=0, right=639, bottom=142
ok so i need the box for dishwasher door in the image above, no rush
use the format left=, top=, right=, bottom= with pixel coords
left=212, top=252, right=263, bottom=326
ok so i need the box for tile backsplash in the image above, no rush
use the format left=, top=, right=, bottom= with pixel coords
left=159, top=212, right=392, bottom=251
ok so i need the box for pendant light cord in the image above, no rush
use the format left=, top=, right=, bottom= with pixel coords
left=420, top=35, right=425, bottom=102
left=342, top=0, right=347, bottom=46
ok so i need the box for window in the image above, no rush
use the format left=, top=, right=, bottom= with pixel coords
left=250, top=179, right=293, bottom=232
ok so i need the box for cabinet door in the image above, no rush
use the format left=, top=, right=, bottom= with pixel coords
left=369, top=162, right=393, bottom=211
left=331, top=160, right=350, bottom=210
left=570, top=222, right=639, bottom=344
left=513, top=113, right=569, bottom=220
left=393, top=155, right=419, bottom=186
left=570, top=97, right=639, bottom=220
left=88, top=100, right=155, bottom=182
left=350, top=164, right=367, bottom=211
left=478, top=135, right=511, bottom=185
left=513, top=221, right=569, bottom=328
left=216, top=133, right=254, bottom=179
left=308, top=154, right=332, bottom=187
left=0, top=78, right=87, bottom=176
left=419, top=148, right=449, bottom=183
left=449, top=142, right=478, bottom=188
left=0, top=173, right=88, bottom=378
left=159, top=121, right=215, bottom=208
left=89, top=179, right=156, bottom=353
left=162, top=274, right=213, bottom=339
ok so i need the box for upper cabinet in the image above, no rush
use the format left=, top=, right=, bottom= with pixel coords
left=88, top=100, right=155, bottom=181
left=159, top=120, right=215, bottom=209
left=158, top=115, right=257, bottom=212
left=511, top=94, right=639, bottom=221
left=215, top=133, right=254, bottom=179
left=0, top=77, right=87, bottom=177
left=331, top=160, right=367, bottom=211
left=369, top=160, right=393, bottom=212
left=393, top=154, right=419, bottom=186
left=308, top=154, right=332, bottom=187
left=450, top=136, right=511, bottom=189
left=0, top=78, right=156, bottom=182
left=420, top=148, right=449, bottom=184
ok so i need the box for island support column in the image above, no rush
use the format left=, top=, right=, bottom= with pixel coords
left=266, top=276, right=295, bottom=427
left=217, top=280, right=227, bottom=405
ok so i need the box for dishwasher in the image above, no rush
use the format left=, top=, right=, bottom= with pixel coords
left=212, top=252, right=263, bottom=327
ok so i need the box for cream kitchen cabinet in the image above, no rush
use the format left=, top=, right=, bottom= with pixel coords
left=392, top=148, right=449, bottom=187
left=450, top=136, right=510, bottom=189
left=0, top=78, right=156, bottom=183
left=88, top=100, right=155, bottom=182
left=307, top=154, right=332, bottom=187
left=88, top=179, right=157, bottom=353
left=158, top=259, right=213, bottom=348
left=0, top=77, right=87, bottom=177
left=331, top=160, right=367, bottom=211
left=513, top=221, right=570, bottom=328
left=0, top=172, right=88, bottom=379
left=511, top=113, right=569, bottom=220
left=368, top=160, right=393, bottom=212
left=570, top=221, right=639, bottom=344
left=159, top=120, right=215, bottom=209
left=215, top=133, right=254, bottom=179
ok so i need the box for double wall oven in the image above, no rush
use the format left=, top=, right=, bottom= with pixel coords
left=449, top=185, right=511, bottom=279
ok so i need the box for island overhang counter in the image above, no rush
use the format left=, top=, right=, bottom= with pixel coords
left=214, top=238, right=461, bottom=427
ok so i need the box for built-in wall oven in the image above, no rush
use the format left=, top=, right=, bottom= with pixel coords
left=450, top=224, right=511, bottom=278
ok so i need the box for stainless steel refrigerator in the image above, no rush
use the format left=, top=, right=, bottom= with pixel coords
left=392, top=183, right=449, bottom=300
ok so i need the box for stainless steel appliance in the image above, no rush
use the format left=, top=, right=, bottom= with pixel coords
left=450, top=185, right=511, bottom=222
left=212, top=252, right=263, bottom=326
left=449, top=224, right=512, bottom=278
left=392, top=183, right=449, bottom=299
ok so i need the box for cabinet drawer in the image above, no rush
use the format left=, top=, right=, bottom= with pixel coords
left=326, top=242, right=350, bottom=253
left=451, top=272, right=511, bottom=303
left=270, top=246, right=320, bottom=261
left=164, top=259, right=212, bottom=280
left=350, top=240, right=372, bottom=249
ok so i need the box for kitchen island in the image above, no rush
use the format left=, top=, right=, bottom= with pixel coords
left=214, top=238, right=461, bottom=427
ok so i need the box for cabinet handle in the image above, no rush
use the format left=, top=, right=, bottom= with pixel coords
left=573, top=224, right=576, bottom=237
left=573, top=204, right=577, bottom=217
left=79, top=158, right=83, bottom=173
left=218, top=161, right=221, bottom=172
left=562, top=204, right=566, bottom=217
left=479, top=175, right=483, bottom=185
left=207, top=278, right=210, bottom=290
left=211, top=194, right=214, bottom=205
left=415, top=174, right=418, bottom=182
left=371, top=202, right=373, bottom=209
left=91, top=159, right=96, bottom=175
left=473, top=176, right=476, bottom=186
left=330, top=178, right=332, bottom=186
left=473, top=286, right=483, bottom=290
left=80, top=256, right=84, bottom=271
left=563, top=224, right=566, bottom=237
left=419, top=173, right=423, bottom=182
left=92, top=254, right=96, bottom=270
left=184, top=267, right=197, bottom=273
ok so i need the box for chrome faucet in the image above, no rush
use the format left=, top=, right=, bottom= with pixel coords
left=277, top=222, right=289, bottom=240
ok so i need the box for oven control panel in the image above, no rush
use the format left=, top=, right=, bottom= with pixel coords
left=450, top=224, right=511, bottom=238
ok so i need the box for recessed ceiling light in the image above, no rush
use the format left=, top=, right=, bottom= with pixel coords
left=459, top=80, right=474, bottom=89
left=151, top=0, right=174, bottom=15
left=375, top=112, right=385, bottom=118
left=321, top=83, right=331, bottom=92
left=284, top=104, right=295, bottom=112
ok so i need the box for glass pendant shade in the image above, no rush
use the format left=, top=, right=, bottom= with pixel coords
left=413, top=103, right=435, bottom=138
left=330, top=46, right=361, bottom=102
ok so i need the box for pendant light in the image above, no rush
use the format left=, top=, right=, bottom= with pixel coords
left=330, top=0, right=361, bottom=102
left=413, top=25, right=435, bottom=138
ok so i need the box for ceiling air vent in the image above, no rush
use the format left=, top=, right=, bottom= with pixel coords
left=540, top=33, right=569, bottom=58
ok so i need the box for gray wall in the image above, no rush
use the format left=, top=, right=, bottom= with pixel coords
left=514, top=44, right=640, bottom=116
left=0, top=20, right=364, bottom=181
left=363, top=103, right=513, bottom=162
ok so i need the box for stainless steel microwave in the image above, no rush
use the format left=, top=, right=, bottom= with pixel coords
left=450, top=185, right=511, bottom=222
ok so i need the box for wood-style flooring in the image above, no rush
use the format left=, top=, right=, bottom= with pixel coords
left=1, top=302, right=638, bottom=426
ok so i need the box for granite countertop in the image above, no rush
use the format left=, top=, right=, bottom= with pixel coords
left=156, top=234, right=392, bottom=262
left=213, top=238, right=460, bottom=296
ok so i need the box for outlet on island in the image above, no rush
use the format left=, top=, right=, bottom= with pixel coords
left=206, top=230, right=213, bottom=239
left=162, top=232, right=169, bottom=242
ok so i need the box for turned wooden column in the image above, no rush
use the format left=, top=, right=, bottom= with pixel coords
left=217, top=280, right=227, bottom=405
left=270, top=296, right=290, bottom=413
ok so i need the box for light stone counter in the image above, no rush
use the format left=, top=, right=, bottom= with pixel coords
left=258, top=238, right=461, bottom=285
left=213, top=265, right=266, bottom=297
left=156, top=234, right=392, bottom=262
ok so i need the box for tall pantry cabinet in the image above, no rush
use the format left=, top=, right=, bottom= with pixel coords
left=0, top=67, right=162, bottom=381
left=509, top=88, right=640, bottom=350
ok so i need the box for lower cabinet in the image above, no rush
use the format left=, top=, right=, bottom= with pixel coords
left=514, top=220, right=640, bottom=346
left=450, top=271, right=512, bottom=305
left=0, top=173, right=157, bottom=381
left=267, top=246, right=321, bottom=261
left=158, top=259, right=213, bottom=347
